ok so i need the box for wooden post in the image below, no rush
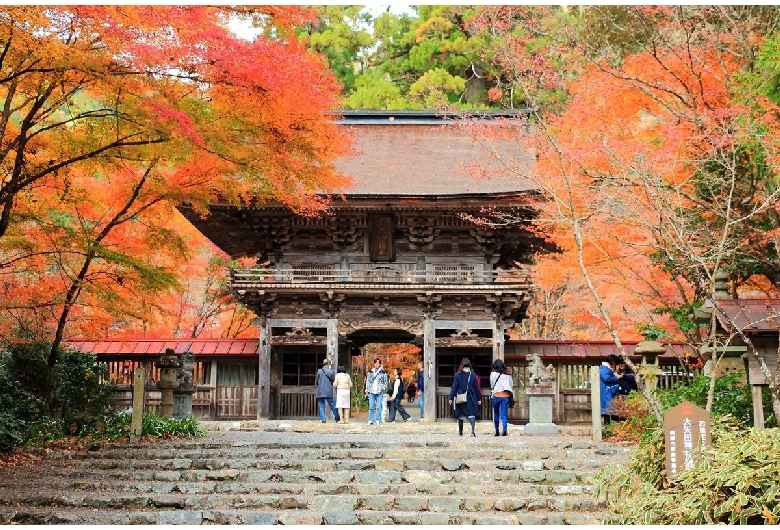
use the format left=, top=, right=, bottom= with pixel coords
left=257, top=318, right=272, bottom=420
left=752, top=385, right=765, bottom=431
left=423, top=315, right=436, bottom=422
left=327, top=318, right=339, bottom=369
left=130, top=367, right=145, bottom=443
left=492, top=319, right=505, bottom=361
left=590, top=366, right=602, bottom=441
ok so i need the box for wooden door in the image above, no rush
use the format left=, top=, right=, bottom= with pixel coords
left=216, top=363, right=258, bottom=418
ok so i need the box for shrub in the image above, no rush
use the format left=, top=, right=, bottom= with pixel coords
left=54, top=349, right=113, bottom=434
left=596, top=421, right=780, bottom=524
left=604, top=371, right=776, bottom=444
left=79, top=411, right=205, bottom=444
left=0, top=351, right=49, bottom=450
left=655, top=371, right=757, bottom=428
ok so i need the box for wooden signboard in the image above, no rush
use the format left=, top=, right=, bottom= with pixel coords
left=663, top=400, right=711, bottom=478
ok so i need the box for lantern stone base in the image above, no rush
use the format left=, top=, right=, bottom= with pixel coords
left=173, top=385, right=196, bottom=419
left=524, top=385, right=558, bottom=435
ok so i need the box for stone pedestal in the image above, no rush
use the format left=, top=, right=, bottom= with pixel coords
left=524, top=385, right=558, bottom=435
left=173, top=384, right=196, bottom=419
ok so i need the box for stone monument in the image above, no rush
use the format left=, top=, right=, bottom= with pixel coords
left=173, top=352, right=197, bottom=419
left=524, top=353, right=558, bottom=435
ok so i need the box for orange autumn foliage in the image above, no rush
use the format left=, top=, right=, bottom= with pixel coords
left=0, top=6, right=352, bottom=366
left=466, top=6, right=778, bottom=342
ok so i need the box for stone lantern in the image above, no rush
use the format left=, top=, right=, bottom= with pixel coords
left=634, top=340, right=665, bottom=392
left=155, top=348, right=181, bottom=418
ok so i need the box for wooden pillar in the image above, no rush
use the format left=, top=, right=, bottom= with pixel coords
left=752, top=385, right=765, bottom=431
left=590, top=366, right=602, bottom=441
left=492, top=319, right=505, bottom=361
left=257, top=317, right=272, bottom=420
left=327, top=318, right=339, bottom=368
left=423, top=315, right=436, bottom=423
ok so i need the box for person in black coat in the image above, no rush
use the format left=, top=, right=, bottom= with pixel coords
left=616, top=361, right=638, bottom=395
left=448, top=357, right=481, bottom=437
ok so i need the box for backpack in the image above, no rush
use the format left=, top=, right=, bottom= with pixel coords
left=396, top=379, right=405, bottom=400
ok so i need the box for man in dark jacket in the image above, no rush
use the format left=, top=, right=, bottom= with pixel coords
left=316, top=358, right=340, bottom=423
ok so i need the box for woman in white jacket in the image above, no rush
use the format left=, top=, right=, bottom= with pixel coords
left=333, top=365, right=352, bottom=423
left=489, top=358, right=514, bottom=436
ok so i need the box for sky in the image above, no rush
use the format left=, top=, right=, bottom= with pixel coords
left=228, top=4, right=414, bottom=41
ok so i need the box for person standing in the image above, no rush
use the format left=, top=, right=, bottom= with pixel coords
left=448, top=357, right=481, bottom=437
left=615, top=361, right=637, bottom=395
left=364, top=357, right=388, bottom=426
left=333, top=365, right=352, bottom=424
left=489, top=358, right=513, bottom=437
left=406, top=381, right=416, bottom=403
left=600, top=354, right=623, bottom=425
left=387, top=367, right=411, bottom=422
left=416, top=360, right=425, bottom=421
left=315, top=358, right=340, bottom=423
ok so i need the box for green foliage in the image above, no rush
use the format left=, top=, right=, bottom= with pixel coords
left=651, top=302, right=707, bottom=336
left=78, top=410, right=135, bottom=442
left=596, top=423, right=780, bottom=524
left=0, top=351, right=50, bottom=450
left=79, top=410, right=205, bottom=444
left=350, top=370, right=365, bottom=414
left=141, top=413, right=205, bottom=438
left=636, top=323, right=667, bottom=341
left=300, top=5, right=503, bottom=109
left=23, top=417, right=66, bottom=447
left=656, top=372, right=757, bottom=428
left=53, top=349, right=113, bottom=434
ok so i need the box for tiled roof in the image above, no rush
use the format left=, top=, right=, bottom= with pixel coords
left=714, top=299, right=780, bottom=332
left=71, top=338, right=691, bottom=359
left=67, top=339, right=258, bottom=357
left=334, top=121, right=536, bottom=197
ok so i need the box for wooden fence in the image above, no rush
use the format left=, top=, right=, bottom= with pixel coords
left=99, top=357, right=700, bottom=423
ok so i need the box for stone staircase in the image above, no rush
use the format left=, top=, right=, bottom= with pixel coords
left=0, top=420, right=635, bottom=525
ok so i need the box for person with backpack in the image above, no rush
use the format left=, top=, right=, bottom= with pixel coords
left=387, top=367, right=411, bottom=422
left=364, top=357, right=388, bottom=426
left=315, top=358, right=340, bottom=423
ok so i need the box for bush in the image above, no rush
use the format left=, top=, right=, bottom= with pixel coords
left=603, top=371, right=776, bottom=444
left=79, top=410, right=205, bottom=444
left=596, top=422, right=780, bottom=524
left=0, top=351, right=49, bottom=450
left=53, top=349, right=112, bottom=434
left=655, top=371, right=758, bottom=428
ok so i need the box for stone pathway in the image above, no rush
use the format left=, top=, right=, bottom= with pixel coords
left=0, top=420, right=635, bottom=525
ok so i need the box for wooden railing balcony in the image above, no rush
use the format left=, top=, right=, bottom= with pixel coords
left=231, top=264, right=532, bottom=287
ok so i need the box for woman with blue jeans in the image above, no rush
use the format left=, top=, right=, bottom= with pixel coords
left=489, top=358, right=513, bottom=437
left=364, top=358, right=388, bottom=425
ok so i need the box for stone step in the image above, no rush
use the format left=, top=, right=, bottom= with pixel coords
left=0, top=507, right=603, bottom=525
left=42, top=443, right=631, bottom=464
left=0, top=464, right=604, bottom=487
left=2, top=477, right=599, bottom=498
left=41, top=451, right=627, bottom=473
left=0, top=422, right=635, bottom=525
left=0, top=490, right=608, bottom=511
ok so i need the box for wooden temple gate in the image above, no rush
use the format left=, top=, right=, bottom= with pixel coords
left=69, top=111, right=710, bottom=423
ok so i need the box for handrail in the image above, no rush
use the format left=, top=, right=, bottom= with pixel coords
left=231, top=266, right=531, bottom=285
